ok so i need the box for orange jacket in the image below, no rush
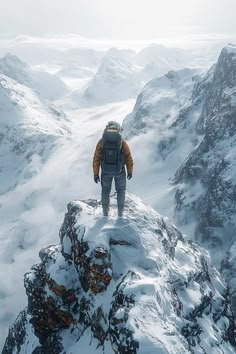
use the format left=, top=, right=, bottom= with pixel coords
left=93, top=139, right=133, bottom=176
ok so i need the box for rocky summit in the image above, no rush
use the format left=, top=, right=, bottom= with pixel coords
left=3, top=194, right=236, bottom=353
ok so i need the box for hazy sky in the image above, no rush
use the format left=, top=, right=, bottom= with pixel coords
left=0, top=0, right=236, bottom=40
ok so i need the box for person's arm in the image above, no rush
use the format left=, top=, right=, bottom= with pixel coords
left=93, top=140, right=102, bottom=177
left=122, top=141, right=133, bottom=177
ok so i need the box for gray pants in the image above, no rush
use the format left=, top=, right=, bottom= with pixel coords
left=101, top=168, right=126, bottom=214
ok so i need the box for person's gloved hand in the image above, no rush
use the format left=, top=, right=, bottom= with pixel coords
left=127, top=174, right=132, bottom=180
left=94, top=175, right=100, bottom=183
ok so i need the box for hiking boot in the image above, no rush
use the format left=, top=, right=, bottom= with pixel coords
left=103, top=207, right=109, bottom=217
left=118, top=209, right=123, bottom=218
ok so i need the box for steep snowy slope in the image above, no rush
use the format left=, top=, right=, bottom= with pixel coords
left=173, top=45, right=236, bottom=267
left=83, top=54, right=142, bottom=104
left=0, top=53, right=68, bottom=100
left=140, top=61, right=166, bottom=83
left=3, top=194, right=236, bottom=354
left=121, top=67, right=206, bottom=216
left=0, top=73, right=71, bottom=194
left=123, top=67, right=199, bottom=137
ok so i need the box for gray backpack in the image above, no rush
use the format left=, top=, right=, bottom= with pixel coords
left=101, top=130, right=125, bottom=176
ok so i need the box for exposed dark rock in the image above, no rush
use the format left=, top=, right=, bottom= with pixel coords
left=2, top=309, right=28, bottom=354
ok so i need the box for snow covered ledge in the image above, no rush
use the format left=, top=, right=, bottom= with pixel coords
left=3, top=194, right=236, bottom=354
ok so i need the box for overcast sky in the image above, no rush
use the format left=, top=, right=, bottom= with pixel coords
left=0, top=0, right=236, bottom=40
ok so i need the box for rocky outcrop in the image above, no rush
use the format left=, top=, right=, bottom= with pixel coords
left=3, top=194, right=236, bottom=353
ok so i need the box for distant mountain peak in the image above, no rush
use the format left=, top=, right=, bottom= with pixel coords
left=83, top=53, right=140, bottom=104
left=0, top=52, right=29, bottom=70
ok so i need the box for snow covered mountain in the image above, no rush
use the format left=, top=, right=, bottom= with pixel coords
left=135, top=44, right=200, bottom=73
left=0, top=53, right=68, bottom=100
left=3, top=194, right=236, bottom=353
left=173, top=45, right=236, bottom=267
left=121, top=67, right=203, bottom=208
left=0, top=72, right=71, bottom=194
left=123, top=67, right=200, bottom=137
left=68, top=44, right=217, bottom=105
left=122, top=44, right=236, bottom=310
left=83, top=54, right=142, bottom=104
left=81, top=45, right=205, bottom=106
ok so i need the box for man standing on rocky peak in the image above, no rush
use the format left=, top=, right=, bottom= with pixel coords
left=93, top=121, right=133, bottom=217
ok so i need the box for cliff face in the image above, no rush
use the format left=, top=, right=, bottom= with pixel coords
left=122, top=45, right=236, bottom=293
left=173, top=45, right=236, bottom=267
left=3, top=194, right=236, bottom=353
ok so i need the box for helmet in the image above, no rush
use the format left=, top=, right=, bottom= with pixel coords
left=106, top=121, right=123, bottom=132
